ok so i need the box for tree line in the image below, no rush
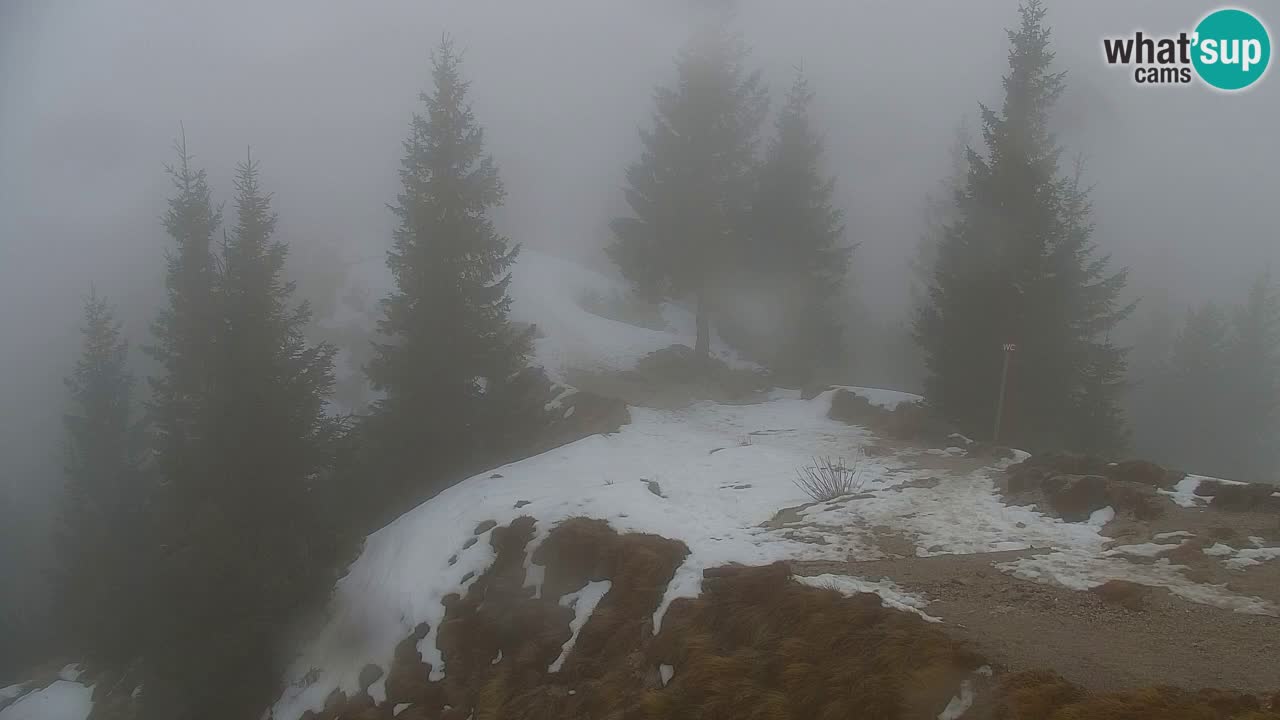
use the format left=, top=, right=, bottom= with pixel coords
left=27, top=1, right=1280, bottom=718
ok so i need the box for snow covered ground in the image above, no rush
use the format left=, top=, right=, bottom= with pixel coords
left=0, top=666, right=92, bottom=720
left=268, top=249, right=1280, bottom=719
left=269, top=384, right=1280, bottom=720
left=321, top=248, right=757, bottom=409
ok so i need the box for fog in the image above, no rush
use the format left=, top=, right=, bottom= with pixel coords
left=2, top=0, right=1278, bottom=646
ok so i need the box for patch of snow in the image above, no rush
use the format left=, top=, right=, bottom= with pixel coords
left=976, top=665, right=993, bottom=677
left=830, top=386, right=922, bottom=411
left=524, top=560, right=546, bottom=600
left=1104, top=542, right=1183, bottom=558
left=543, top=386, right=575, bottom=412
left=549, top=580, right=612, bottom=673
left=659, top=664, right=674, bottom=687
left=798, top=468, right=1107, bottom=559
left=795, top=573, right=942, bottom=623
left=997, top=549, right=1277, bottom=616
left=937, top=679, right=974, bottom=720
left=0, top=681, right=93, bottom=720
left=506, top=251, right=756, bottom=383
left=1223, top=546, right=1280, bottom=571
left=55, top=666, right=80, bottom=683
left=393, top=703, right=410, bottom=716
left=1154, top=531, right=1195, bottom=541
left=1203, top=543, right=1236, bottom=557
left=1160, top=475, right=1211, bottom=508
left=491, top=650, right=502, bottom=665
left=323, top=250, right=758, bottom=407
left=1087, top=506, right=1115, bottom=527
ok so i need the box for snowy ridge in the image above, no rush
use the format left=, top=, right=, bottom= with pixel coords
left=272, top=386, right=1278, bottom=719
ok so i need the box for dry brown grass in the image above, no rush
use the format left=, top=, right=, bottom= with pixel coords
left=995, top=671, right=1280, bottom=719
left=303, top=518, right=1279, bottom=720
left=644, top=562, right=983, bottom=720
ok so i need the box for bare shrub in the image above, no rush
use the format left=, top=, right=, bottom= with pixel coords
left=794, top=453, right=866, bottom=502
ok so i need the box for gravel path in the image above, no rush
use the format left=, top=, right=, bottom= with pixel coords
left=794, top=550, right=1280, bottom=694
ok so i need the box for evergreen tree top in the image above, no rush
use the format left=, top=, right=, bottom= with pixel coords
left=230, top=149, right=278, bottom=251
left=66, top=290, right=133, bottom=412
left=162, top=131, right=222, bottom=252
left=981, top=0, right=1065, bottom=170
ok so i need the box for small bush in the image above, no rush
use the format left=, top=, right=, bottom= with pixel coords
left=794, top=454, right=866, bottom=502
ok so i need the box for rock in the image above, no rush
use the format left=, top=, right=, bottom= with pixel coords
left=801, top=383, right=834, bottom=401
left=828, top=389, right=882, bottom=425
left=358, top=664, right=383, bottom=691
left=1203, top=482, right=1278, bottom=512
left=474, top=520, right=497, bottom=535
left=882, top=402, right=957, bottom=445
left=1107, top=459, right=1183, bottom=490
left=1014, top=452, right=1111, bottom=478
left=1042, top=475, right=1112, bottom=522
left=1090, top=579, right=1153, bottom=611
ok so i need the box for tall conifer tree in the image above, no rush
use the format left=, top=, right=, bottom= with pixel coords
left=915, top=0, right=1132, bottom=452
left=609, top=24, right=768, bottom=360
left=144, top=147, right=339, bottom=720
left=59, top=292, right=148, bottom=665
left=745, top=69, right=850, bottom=382
left=1224, top=271, right=1280, bottom=481
left=365, top=38, right=532, bottom=501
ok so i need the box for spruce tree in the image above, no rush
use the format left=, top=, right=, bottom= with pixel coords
left=1125, top=288, right=1176, bottom=460
left=1162, top=302, right=1233, bottom=473
left=910, top=120, right=971, bottom=306
left=141, top=137, right=222, bottom=718
left=58, top=292, right=148, bottom=665
left=1224, top=271, right=1280, bottom=482
left=146, top=135, right=220, bottom=483
left=609, top=24, right=768, bottom=360
left=742, top=69, right=851, bottom=383
left=915, top=0, right=1132, bottom=453
left=144, top=147, right=339, bottom=720
left=365, top=37, right=532, bottom=504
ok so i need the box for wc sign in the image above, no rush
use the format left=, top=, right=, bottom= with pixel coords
left=1102, top=7, right=1271, bottom=91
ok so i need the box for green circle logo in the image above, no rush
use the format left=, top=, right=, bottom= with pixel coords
left=1192, top=8, right=1271, bottom=90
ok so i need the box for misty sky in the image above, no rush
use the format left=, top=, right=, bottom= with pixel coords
left=2, top=0, right=1279, bottom=501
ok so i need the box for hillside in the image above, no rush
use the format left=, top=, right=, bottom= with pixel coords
left=5, top=250, right=1278, bottom=720
left=273, top=250, right=1277, bottom=719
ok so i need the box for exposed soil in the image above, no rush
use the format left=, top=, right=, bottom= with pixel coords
left=794, top=549, right=1280, bottom=696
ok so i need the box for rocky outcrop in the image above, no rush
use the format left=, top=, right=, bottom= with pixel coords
left=1004, top=454, right=1172, bottom=522
left=827, top=389, right=958, bottom=446
left=1195, top=480, right=1280, bottom=513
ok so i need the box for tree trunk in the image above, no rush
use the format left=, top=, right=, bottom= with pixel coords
left=695, top=288, right=711, bottom=361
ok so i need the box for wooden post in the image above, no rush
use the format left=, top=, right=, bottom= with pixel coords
left=993, top=343, right=1016, bottom=443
